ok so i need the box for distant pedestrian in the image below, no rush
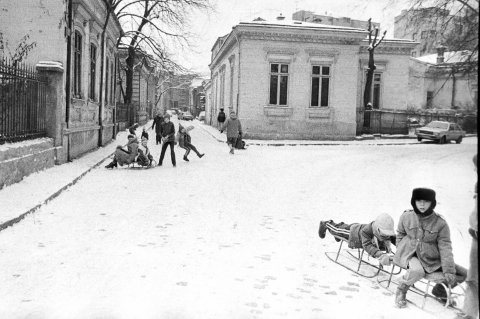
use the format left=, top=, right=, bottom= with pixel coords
left=217, top=108, right=226, bottom=129
left=220, top=111, right=242, bottom=155
left=158, top=113, right=176, bottom=167
left=177, top=123, right=204, bottom=162
left=141, top=127, right=149, bottom=140
left=455, top=154, right=478, bottom=319
left=151, top=112, right=164, bottom=145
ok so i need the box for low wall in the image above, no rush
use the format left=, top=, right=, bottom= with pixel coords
left=0, top=138, right=56, bottom=189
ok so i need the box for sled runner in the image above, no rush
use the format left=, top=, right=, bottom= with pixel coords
left=377, top=265, right=466, bottom=311
left=128, top=159, right=157, bottom=169
left=325, top=235, right=400, bottom=278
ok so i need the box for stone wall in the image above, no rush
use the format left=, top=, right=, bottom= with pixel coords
left=0, top=138, right=56, bottom=189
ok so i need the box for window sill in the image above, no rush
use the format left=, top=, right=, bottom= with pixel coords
left=307, top=107, right=331, bottom=118
left=264, top=106, right=293, bottom=117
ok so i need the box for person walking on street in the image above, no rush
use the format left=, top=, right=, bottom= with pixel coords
left=151, top=112, right=164, bottom=145
left=220, top=111, right=242, bottom=155
left=158, top=113, right=176, bottom=167
left=217, top=108, right=226, bottom=129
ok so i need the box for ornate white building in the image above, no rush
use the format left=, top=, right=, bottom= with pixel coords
left=207, top=17, right=416, bottom=140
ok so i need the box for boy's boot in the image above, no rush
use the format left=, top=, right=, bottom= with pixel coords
left=395, top=283, right=409, bottom=308
left=229, top=146, right=234, bottom=154
left=105, top=159, right=117, bottom=169
left=198, top=153, right=205, bottom=158
left=183, top=155, right=189, bottom=162
left=318, top=221, right=328, bottom=238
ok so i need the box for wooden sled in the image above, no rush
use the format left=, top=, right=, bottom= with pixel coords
left=128, top=159, right=157, bottom=169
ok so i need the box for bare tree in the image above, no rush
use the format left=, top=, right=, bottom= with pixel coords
left=392, top=0, right=478, bottom=71
left=363, top=18, right=387, bottom=109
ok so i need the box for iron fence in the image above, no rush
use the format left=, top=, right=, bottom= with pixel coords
left=0, top=58, right=47, bottom=144
left=357, top=108, right=477, bottom=135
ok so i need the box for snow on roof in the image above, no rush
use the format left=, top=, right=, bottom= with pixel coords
left=415, top=50, right=477, bottom=64
left=238, top=18, right=367, bottom=33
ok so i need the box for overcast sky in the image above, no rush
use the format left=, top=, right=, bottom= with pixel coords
left=178, top=0, right=410, bottom=75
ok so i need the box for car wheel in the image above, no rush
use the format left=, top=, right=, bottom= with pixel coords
left=456, top=136, right=463, bottom=144
left=417, top=137, right=422, bottom=142
left=439, top=136, right=447, bottom=144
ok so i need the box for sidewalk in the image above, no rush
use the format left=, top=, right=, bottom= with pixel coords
left=198, top=122, right=478, bottom=146
left=0, top=121, right=152, bottom=231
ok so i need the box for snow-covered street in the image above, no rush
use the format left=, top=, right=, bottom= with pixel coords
left=0, top=119, right=477, bottom=319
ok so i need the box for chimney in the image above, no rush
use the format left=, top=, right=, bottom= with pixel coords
left=276, top=13, right=285, bottom=21
left=436, top=45, right=446, bottom=64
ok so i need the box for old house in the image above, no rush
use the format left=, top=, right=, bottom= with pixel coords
left=207, top=17, right=416, bottom=140
left=0, top=0, right=122, bottom=161
left=408, top=48, right=478, bottom=110
left=117, top=48, right=158, bottom=126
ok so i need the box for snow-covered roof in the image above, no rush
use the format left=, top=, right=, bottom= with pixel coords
left=415, top=50, right=477, bottom=65
left=238, top=18, right=367, bottom=33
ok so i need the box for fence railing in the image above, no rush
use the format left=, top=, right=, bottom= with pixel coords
left=357, top=108, right=477, bottom=135
left=0, top=58, right=47, bottom=144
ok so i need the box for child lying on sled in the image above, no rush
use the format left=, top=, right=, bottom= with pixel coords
left=318, top=213, right=396, bottom=266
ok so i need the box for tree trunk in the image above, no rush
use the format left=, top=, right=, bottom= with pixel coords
left=98, top=9, right=111, bottom=146
left=363, top=49, right=376, bottom=109
left=125, top=46, right=135, bottom=105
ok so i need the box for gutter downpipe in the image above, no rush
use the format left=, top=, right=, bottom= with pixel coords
left=65, top=0, right=73, bottom=161
left=232, top=28, right=241, bottom=116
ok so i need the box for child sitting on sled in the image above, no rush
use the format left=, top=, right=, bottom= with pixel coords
left=392, top=187, right=467, bottom=308
left=318, top=213, right=396, bottom=266
left=136, top=136, right=153, bottom=167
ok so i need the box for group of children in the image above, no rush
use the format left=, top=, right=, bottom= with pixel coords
left=318, top=181, right=477, bottom=317
left=105, top=112, right=205, bottom=169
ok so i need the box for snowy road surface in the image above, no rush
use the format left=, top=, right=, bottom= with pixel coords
left=0, top=120, right=476, bottom=319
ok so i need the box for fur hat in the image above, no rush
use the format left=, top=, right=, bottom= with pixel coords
left=178, top=124, right=185, bottom=132
left=373, top=213, right=396, bottom=237
left=127, top=134, right=135, bottom=139
left=411, top=187, right=436, bottom=215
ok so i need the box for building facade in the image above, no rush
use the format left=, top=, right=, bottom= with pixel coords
left=0, top=0, right=122, bottom=161
left=207, top=18, right=415, bottom=140
left=117, top=49, right=158, bottom=125
left=408, top=49, right=478, bottom=110
left=158, top=73, right=197, bottom=113
left=394, top=7, right=471, bottom=57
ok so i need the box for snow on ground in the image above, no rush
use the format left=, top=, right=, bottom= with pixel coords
left=0, top=117, right=476, bottom=319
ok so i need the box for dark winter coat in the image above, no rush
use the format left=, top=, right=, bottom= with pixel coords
left=151, top=115, right=164, bottom=134
left=348, top=222, right=395, bottom=258
left=217, top=111, right=226, bottom=123
left=160, top=121, right=176, bottom=142
left=114, top=137, right=139, bottom=166
left=393, top=209, right=455, bottom=274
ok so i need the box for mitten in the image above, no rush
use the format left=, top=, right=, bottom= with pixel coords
left=378, top=254, right=392, bottom=266
left=444, top=273, right=456, bottom=286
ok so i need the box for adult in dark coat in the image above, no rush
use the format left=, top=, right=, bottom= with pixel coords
left=217, top=108, right=226, bottom=128
left=151, top=113, right=164, bottom=145
left=158, top=114, right=176, bottom=167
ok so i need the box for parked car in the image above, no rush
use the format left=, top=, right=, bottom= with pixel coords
left=197, top=111, right=205, bottom=121
left=182, top=111, right=194, bottom=121
left=415, top=121, right=465, bottom=144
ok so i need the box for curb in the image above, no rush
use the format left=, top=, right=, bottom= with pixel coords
left=0, top=122, right=152, bottom=232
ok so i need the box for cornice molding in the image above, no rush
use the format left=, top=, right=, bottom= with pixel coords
left=359, top=45, right=412, bottom=55
left=242, top=31, right=360, bottom=45
left=305, top=48, right=340, bottom=63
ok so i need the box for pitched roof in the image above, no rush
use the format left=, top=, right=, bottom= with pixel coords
left=415, top=50, right=477, bottom=65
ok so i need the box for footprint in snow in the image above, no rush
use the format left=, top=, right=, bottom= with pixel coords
left=339, top=286, right=359, bottom=292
